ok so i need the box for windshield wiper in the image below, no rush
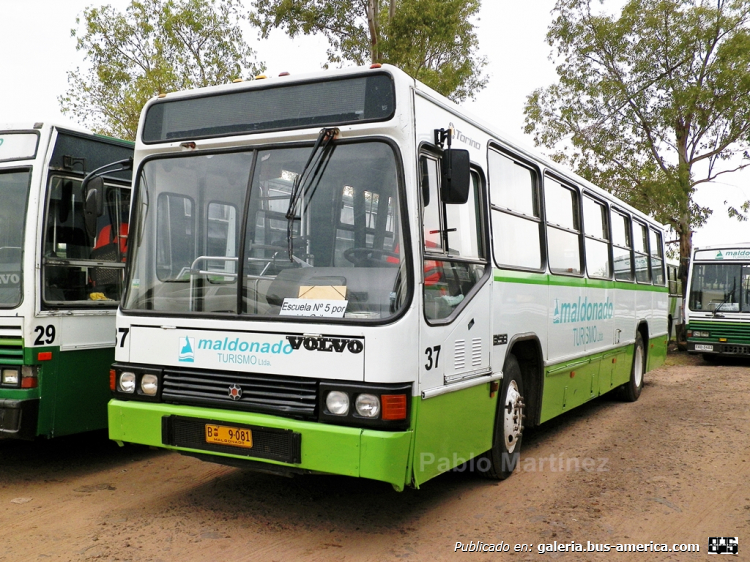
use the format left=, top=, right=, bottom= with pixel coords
left=713, top=278, right=736, bottom=317
left=285, top=127, right=338, bottom=262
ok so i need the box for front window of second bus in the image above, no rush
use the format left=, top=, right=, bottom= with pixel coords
left=0, top=170, right=31, bottom=307
left=124, top=141, right=408, bottom=320
left=688, top=263, right=750, bottom=313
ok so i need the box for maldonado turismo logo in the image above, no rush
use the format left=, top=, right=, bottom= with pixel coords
left=178, top=336, right=195, bottom=362
left=553, top=297, right=614, bottom=324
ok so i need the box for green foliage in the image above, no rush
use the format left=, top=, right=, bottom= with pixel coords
left=249, top=0, right=487, bottom=102
left=59, top=0, right=264, bottom=140
left=524, top=0, right=750, bottom=268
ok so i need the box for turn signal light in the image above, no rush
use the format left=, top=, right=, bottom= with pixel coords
left=110, top=369, right=116, bottom=391
left=381, top=394, right=407, bottom=420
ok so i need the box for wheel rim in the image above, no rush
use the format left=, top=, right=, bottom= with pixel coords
left=503, top=380, right=523, bottom=454
left=633, top=343, right=644, bottom=387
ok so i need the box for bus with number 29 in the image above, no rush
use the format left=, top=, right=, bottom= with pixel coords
left=0, top=122, right=132, bottom=439
left=108, top=65, right=668, bottom=490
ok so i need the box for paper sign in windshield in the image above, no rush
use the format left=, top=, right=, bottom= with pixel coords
left=280, top=298, right=348, bottom=317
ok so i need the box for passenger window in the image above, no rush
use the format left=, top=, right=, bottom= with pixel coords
left=545, top=177, right=582, bottom=275
left=650, top=228, right=665, bottom=285
left=43, top=176, right=130, bottom=304
left=488, top=150, right=542, bottom=269
left=634, top=221, right=650, bottom=283
left=611, top=211, right=633, bottom=281
left=583, top=195, right=611, bottom=279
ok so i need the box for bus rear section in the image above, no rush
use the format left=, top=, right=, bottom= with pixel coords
left=685, top=245, right=750, bottom=359
left=0, top=123, right=132, bottom=439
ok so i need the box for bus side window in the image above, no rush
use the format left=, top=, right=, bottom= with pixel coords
left=612, top=210, right=633, bottom=281
left=649, top=227, right=665, bottom=285
left=545, top=177, right=582, bottom=275
left=634, top=220, right=651, bottom=283
left=582, top=195, right=611, bottom=279
left=488, top=149, right=542, bottom=270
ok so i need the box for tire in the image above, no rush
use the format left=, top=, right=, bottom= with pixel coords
left=479, top=353, right=524, bottom=480
left=619, top=332, right=645, bottom=402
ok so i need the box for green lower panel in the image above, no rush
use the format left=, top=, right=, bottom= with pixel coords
left=108, top=400, right=413, bottom=490
left=410, top=382, right=497, bottom=487
left=647, top=335, right=668, bottom=371
left=540, top=344, right=635, bottom=424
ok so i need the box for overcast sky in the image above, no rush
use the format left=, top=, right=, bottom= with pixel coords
left=1, top=0, right=747, bottom=249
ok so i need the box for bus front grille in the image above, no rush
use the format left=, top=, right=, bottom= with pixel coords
left=161, top=368, right=318, bottom=419
left=0, top=336, right=24, bottom=364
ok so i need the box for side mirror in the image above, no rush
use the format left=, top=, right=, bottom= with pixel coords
left=84, top=177, right=104, bottom=238
left=440, top=149, right=470, bottom=204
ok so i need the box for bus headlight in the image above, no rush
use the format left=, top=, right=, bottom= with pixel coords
left=119, top=372, right=136, bottom=393
left=355, top=394, right=380, bottom=418
left=140, top=374, right=159, bottom=396
left=325, top=391, right=350, bottom=415
left=1, top=369, right=19, bottom=385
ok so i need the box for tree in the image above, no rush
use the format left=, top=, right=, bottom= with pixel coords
left=524, top=0, right=750, bottom=286
left=248, top=0, right=487, bottom=102
left=60, top=0, right=264, bottom=140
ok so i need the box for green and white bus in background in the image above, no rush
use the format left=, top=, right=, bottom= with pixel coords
left=108, top=65, right=668, bottom=490
left=685, top=244, right=750, bottom=359
left=0, top=122, right=132, bottom=439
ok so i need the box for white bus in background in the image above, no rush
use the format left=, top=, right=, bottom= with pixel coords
left=0, top=122, right=131, bottom=439
left=685, top=244, right=750, bottom=360
left=108, top=65, right=668, bottom=490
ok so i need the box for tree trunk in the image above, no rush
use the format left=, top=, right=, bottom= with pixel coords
left=367, top=0, right=380, bottom=63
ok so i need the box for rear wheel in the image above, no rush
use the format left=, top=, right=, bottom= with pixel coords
left=480, top=353, right=524, bottom=480
left=619, top=332, right=645, bottom=402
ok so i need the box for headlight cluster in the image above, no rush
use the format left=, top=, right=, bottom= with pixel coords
left=1, top=366, right=38, bottom=388
left=111, top=367, right=161, bottom=398
left=688, top=330, right=710, bottom=338
left=319, top=382, right=411, bottom=430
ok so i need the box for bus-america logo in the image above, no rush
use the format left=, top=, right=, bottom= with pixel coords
left=553, top=297, right=614, bottom=324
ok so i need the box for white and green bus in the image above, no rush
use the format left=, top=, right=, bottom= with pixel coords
left=0, top=122, right=132, bottom=439
left=108, top=65, right=668, bottom=490
left=685, top=244, right=750, bottom=359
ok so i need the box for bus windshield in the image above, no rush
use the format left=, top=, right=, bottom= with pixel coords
left=0, top=169, right=30, bottom=307
left=688, top=263, right=750, bottom=313
left=124, top=141, right=408, bottom=320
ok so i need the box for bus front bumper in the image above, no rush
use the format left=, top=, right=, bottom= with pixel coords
left=108, top=400, right=414, bottom=490
left=0, top=398, right=39, bottom=440
left=687, top=341, right=750, bottom=356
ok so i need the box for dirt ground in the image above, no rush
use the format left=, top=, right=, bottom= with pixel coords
left=1, top=348, right=748, bottom=562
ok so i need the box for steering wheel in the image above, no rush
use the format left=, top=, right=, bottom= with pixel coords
left=343, top=247, right=399, bottom=266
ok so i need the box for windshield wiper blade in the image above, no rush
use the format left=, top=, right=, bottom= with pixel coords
left=713, top=278, right=736, bottom=316
left=285, top=127, right=338, bottom=262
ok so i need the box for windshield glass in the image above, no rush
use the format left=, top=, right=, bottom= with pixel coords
left=0, top=169, right=30, bottom=307
left=688, top=263, right=750, bottom=313
left=124, top=141, right=408, bottom=321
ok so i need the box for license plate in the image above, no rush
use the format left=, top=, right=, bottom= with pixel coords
left=694, top=344, right=714, bottom=352
left=205, top=424, right=253, bottom=449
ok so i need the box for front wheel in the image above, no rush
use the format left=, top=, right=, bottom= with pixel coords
left=619, top=332, right=645, bottom=402
left=480, top=353, right=524, bottom=480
